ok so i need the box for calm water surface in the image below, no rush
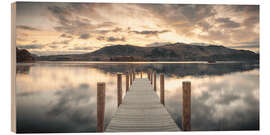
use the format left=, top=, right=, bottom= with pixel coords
left=16, top=61, right=259, bottom=133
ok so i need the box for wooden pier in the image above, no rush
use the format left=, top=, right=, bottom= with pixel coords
left=97, top=72, right=191, bottom=132
left=106, top=78, right=180, bottom=132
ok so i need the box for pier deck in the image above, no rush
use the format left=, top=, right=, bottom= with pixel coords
left=106, top=78, right=180, bottom=132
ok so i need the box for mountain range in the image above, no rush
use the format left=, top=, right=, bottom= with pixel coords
left=18, top=43, right=259, bottom=62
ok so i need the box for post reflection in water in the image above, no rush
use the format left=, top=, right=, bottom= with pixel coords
left=16, top=61, right=259, bottom=133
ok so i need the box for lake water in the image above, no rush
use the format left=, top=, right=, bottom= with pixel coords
left=16, top=61, right=259, bottom=133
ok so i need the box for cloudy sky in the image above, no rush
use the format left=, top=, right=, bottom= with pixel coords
left=16, top=2, right=259, bottom=56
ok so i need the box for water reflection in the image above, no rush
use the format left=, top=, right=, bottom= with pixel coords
left=16, top=62, right=259, bottom=133
left=163, top=69, right=259, bottom=131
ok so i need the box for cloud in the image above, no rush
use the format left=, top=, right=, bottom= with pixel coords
left=97, top=36, right=126, bottom=42
left=228, top=5, right=259, bottom=15
left=48, top=45, right=58, bottom=49
left=16, top=25, right=41, bottom=31
left=70, top=46, right=97, bottom=51
left=51, top=39, right=73, bottom=45
left=17, top=44, right=44, bottom=49
left=79, top=33, right=91, bottom=39
left=16, top=3, right=259, bottom=55
left=96, top=36, right=105, bottom=41
left=130, top=30, right=170, bottom=37
left=90, top=27, right=122, bottom=35
left=145, top=42, right=171, bottom=47
left=243, top=16, right=259, bottom=29
left=229, top=41, right=259, bottom=49
left=140, top=4, right=216, bottom=23
left=47, top=5, right=117, bottom=37
left=197, top=21, right=212, bottom=31
left=112, top=27, right=122, bottom=32
left=48, top=5, right=94, bottom=35
left=139, top=4, right=259, bottom=45
left=96, top=21, right=116, bottom=28
left=60, top=34, right=73, bottom=38
left=93, top=30, right=111, bottom=34
left=32, top=40, right=38, bottom=43
left=176, top=5, right=216, bottom=23
left=107, top=36, right=126, bottom=42
left=47, top=6, right=72, bottom=27
left=215, top=17, right=241, bottom=28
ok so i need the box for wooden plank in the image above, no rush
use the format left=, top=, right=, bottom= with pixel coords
left=105, top=78, right=180, bottom=132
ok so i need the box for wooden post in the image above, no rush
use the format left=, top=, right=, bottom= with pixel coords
left=141, top=72, right=142, bottom=78
left=130, top=72, right=132, bottom=85
left=97, top=82, right=105, bottom=132
left=126, top=72, right=129, bottom=92
left=134, top=69, right=136, bottom=79
left=160, top=74, right=164, bottom=105
left=150, top=71, right=152, bottom=84
left=154, top=72, right=156, bottom=91
left=182, top=81, right=191, bottom=131
left=149, top=71, right=151, bottom=83
left=133, top=70, right=135, bottom=80
left=117, top=74, right=122, bottom=107
left=148, top=69, right=151, bottom=81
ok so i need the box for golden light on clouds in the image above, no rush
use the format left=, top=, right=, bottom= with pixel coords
left=16, top=2, right=259, bottom=55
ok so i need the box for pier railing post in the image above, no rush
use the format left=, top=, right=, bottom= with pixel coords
left=117, top=74, right=122, bottom=107
left=182, top=81, right=191, bottom=131
left=154, top=71, right=156, bottom=91
left=126, top=72, right=129, bottom=92
left=160, top=74, right=164, bottom=105
left=97, top=82, right=105, bottom=132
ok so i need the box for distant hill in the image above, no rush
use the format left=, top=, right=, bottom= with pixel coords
left=16, top=48, right=35, bottom=62
left=37, top=43, right=259, bottom=61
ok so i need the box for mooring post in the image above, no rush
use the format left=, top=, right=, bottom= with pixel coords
left=150, top=71, right=153, bottom=84
left=117, top=74, right=122, bottom=107
left=154, top=71, right=156, bottom=91
left=149, top=71, right=151, bottom=83
left=182, top=81, right=191, bottom=131
left=160, top=74, right=164, bottom=105
left=133, top=70, right=135, bottom=80
left=97, top=82, right=105, bottom=132
left=130, top=71, right=132, bottom=85
left=134, top=69, right=136, bottom=79
left=131, top=71, right=133, bottom=84
left=126, top=72, right=129, bottom=92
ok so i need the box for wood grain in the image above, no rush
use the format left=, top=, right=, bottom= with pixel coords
left=106, top=78, right=180, bottom=132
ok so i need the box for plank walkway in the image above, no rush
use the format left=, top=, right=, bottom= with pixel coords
left=106, top=78, right=180, bottom=132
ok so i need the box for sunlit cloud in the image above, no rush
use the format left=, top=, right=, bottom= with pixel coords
left=16, top=2, right=259, bottom=55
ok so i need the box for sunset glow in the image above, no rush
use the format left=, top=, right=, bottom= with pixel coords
left=16, top=2, right=259, bottom=55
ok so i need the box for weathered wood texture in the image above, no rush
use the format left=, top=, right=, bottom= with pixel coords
left=117, top=74, right=122, bottom=107
left=160, top=74, right=165, bottom=105
left=97, top=82, right=106, bottom=132
left=126, top=72, right=129, bottom=92
left=150, top=71, right=152, bottom=84
left=182, top=81, right=191, bottom=131
left=153, top=72, right=156, bottom=91
left=133, top=70, right=135, bottom=80
left=106, top=78, right=180, bottom=132
left=130, top=72, right=133, bottom=85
